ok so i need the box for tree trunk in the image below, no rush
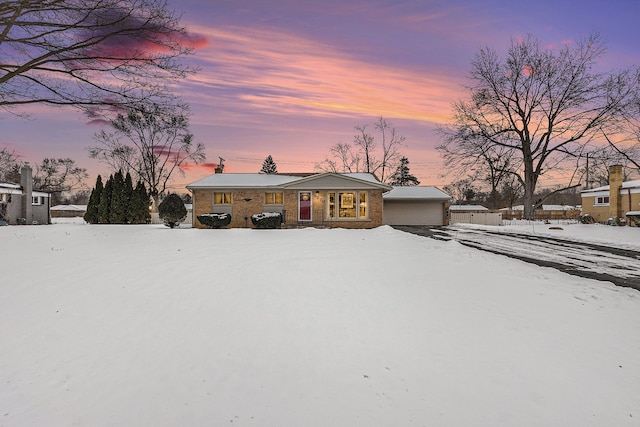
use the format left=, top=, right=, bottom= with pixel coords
left=523, top=158, right=536, bottom=220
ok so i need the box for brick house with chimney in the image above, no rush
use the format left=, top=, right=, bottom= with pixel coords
left=0, top=165, right=51, bottom=225
left=580, top=165, right=640, bottom=225
left=187, top=172, right=392, bottom=229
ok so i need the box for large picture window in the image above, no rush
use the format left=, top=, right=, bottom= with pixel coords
left=265, top=192, right=283, bottom=205
left=214, top=192, right=232, bottom=204
left=327, top=191, right=368, bottom=219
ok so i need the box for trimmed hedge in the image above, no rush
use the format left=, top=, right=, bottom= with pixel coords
left=197, top=213, right=232, bottom=229
left=251, top=212, right=282, bottom=229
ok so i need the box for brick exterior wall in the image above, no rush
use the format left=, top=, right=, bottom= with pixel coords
left=282, top=189, right=384, bottom=229
left=192, top=190, right=212, bottom=229
left=192, top=188, right=385, bottom=229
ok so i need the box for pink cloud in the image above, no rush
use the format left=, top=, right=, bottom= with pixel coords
left=77, top=7, right=209, bottom=63
left=186, top=25, right=464, bottom=125
left=181, top=162, right=218, bottom=172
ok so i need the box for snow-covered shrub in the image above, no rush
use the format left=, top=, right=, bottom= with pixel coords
left=579, top=214, right=594, bottom=224
left=251, top=212, right=282, bottom=229
left=197, top=213, right=232, bottom=229
left=626, top=212, right=640, bottom=227
left=158, top=193, right=187, bottom=228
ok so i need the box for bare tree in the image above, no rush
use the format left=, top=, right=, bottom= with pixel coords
left=373, top=117, right=405, bottom=183
left=438, top=134, right=518, bottom=209
left=33, top=158, right=89, bottom=204
left=88, top=101, right=206, bottom=204
left=444, top=178, right=479, bottom=205
left=438, top=34, right=639, bottom=219
left=0, top=147, right=22, bottom=182
left=0, top=0, right=198, bottom=114
left=317, top=116, right=406, bottom=182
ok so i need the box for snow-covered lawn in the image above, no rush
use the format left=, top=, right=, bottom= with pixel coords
left=1, top=223, right=639, bottom=426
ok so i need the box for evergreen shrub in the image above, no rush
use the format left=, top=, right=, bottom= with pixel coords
left=158, top=193, right=187, bottom=228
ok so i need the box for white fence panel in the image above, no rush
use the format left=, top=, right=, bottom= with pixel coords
left=450, top=212, right=502, bottom=226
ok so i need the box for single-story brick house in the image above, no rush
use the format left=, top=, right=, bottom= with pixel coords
left=186, top=172, right=392, bottom=229
left=0, top=165, right=51, bottom=225
left=581, top=165, right=640, bottom=224
left=382, top=186, right=451, bottom=226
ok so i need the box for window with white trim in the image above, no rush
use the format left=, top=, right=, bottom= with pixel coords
left=32, top=196, right=43, bottom=205
left=214, top=192, right=232, bottom=204
left=327, top=191, right=368, bottom=219
left=595, top=196, right=609, bottom=206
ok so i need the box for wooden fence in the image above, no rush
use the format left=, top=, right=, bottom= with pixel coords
left=450, top=212, right=503, bottom=226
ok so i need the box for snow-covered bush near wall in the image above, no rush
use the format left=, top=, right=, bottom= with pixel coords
left=197, top=213, right=231, bottom=228
left=251, top=212, right=282, bottom=228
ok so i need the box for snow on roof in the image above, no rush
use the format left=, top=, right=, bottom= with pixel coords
left=186, top=172, right=390, bottom=190
left=50, top=205, right=87, bottom=211
left=0, top=183, right=22, bottom=194
left=582, top=179, right=640, bottom=194
left=0, top=182, right=21, bottom=189
left=342, top=173, right=384, bottom=185
left=383, top=186, right=451, bottom=200
left=449, top=205, right=489, bottom=211
left=500, top=205, right=578, bottom=211
left=186, top=173, right=302, bottom=189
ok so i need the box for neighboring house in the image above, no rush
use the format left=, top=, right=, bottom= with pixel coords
left=581, top=165, right=640, bottom=224
left=50, top=204, right=87, bottom=218
left=187, top=172, right=392, bottom=229
left=382, top=186, right=451, bottom=226
left=0, top=165, right=50, bottom=225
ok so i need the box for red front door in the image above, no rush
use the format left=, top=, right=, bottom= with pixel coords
left=299, top=191, right=312, bottom=221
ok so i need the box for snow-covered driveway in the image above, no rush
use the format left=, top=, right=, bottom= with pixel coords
left=443, top=226, right=640, bottom=289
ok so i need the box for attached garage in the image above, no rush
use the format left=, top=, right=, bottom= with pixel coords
left=383, top=186, right=451, bottom=226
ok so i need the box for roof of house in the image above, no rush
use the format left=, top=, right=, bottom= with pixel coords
left=0, top=182, right=50, bottom=197
left=186, top=172, right=391, bottom=191
left=449, top=204, right=489, bottom=211
left=0, top=183, right=22, bottom=194
left=581, top=179, right=640, bottom=194
left=50, top=204, right=87, bottom=211
left=383, top=186, right=451, bottom=201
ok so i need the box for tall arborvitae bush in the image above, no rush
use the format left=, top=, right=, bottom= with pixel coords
left=98, top=174, right=113, bottom=223
left=130, top=181, right=151, bottom=224
left=84, top=175, right=103, bottom=223
left=86, top=174, right=150, bottom=224
left=109, top=170, right=126, bottom=223
left=123, top=172, right=134, bottom=222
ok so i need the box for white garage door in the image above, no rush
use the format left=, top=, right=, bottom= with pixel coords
left=383, top=200, right=445, bottom=226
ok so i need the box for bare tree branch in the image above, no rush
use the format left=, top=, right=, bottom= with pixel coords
left=0, top=0, right=200, bottom=113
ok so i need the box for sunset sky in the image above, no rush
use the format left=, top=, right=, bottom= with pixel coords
left=2, top=0, right=640, bottom=193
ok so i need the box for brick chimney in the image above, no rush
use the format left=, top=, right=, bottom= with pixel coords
left=608, top=164, right=623, bottom=221
left=20, top=164, right=33, bottom=224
